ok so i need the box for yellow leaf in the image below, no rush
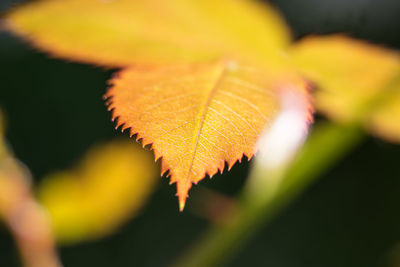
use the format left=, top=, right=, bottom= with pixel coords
left=105, top=60, right=312, bottom=210
left=38, top=140, right=157, bottom=244
left=367, top=78, right=400, bottom=142
left=5, top=0, right=290, bottom=67
left=290, top=35, right=400, bottom=123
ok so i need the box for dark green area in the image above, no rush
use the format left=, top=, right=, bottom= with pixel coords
left=1, top=0, right=400, bottom=266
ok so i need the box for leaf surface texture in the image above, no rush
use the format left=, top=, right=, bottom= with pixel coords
left=5, top=0, right=315, bottom=208
left=106, top=61, right=310, bottom=208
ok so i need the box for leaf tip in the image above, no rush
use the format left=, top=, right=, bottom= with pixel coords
left=177, top=180, right=192, bottom=211
left=179, top=200, right=185, bottom=212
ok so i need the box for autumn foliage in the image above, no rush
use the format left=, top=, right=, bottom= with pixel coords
left=4, top=0, right=400, bottom=210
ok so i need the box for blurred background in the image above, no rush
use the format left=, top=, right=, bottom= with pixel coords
left=1, top=0, right=400, bottom=266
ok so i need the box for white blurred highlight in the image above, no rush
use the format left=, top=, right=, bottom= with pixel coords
left=256, top=85, right=311, bottom=169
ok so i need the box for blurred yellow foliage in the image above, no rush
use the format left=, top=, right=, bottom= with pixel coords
left=5, top=0, right=290, bottom=68
left=38, top=141, right=158, bottom=244
left=368, top=79, right=400, bottom=142
left=291, top=35, right=400, bottom=123
left=291, top=35, right=400, bottom=142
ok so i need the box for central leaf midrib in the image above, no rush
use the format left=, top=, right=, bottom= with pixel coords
left=185, top=62, right=227, bottom=182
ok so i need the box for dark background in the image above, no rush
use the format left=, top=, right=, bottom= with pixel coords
left=1, top=0, right=400, bottom=266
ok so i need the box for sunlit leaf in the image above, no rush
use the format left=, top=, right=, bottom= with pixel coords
left=291, top=35, right=400, bottom=123
left=5, top=0, right=290, bottom=67
left=38, top=141, right=157, bottom=244
left=290, top=35, right=400, bottom=142
left=5, top=0, right=315, bottom=209
left=105, top=60, right=312, bottom=210
left=367, top=77, right=400, bottom=142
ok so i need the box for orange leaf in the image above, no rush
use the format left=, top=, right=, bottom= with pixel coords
left=105, top=60, right=312, bottom=210
left=5, top=0, right=314, bottom=209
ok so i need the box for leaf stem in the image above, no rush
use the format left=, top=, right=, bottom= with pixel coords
left=0, top=115, right=62, bottom=267
left=172, top=122, right=364, bottom=267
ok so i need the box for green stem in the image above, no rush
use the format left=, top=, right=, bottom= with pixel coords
left=172, top=122, right=364, bottom=267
